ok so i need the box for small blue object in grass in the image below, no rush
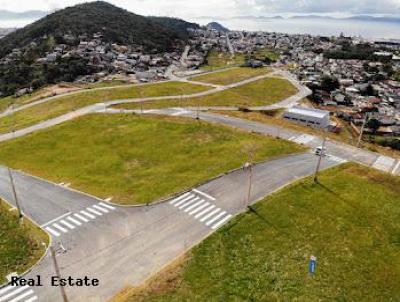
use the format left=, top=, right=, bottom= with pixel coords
left=309, top=255, right=317, bottom=275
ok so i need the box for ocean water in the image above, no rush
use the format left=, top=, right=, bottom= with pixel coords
left=194, top=17, right=400, bottom=40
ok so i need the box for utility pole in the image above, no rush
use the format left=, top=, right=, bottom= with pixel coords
left=246, top=163, right=253, bottom=208
left=8, top=101, right=23, bottom=221
left=50, top=246, right=69, bottom=302
left=8, top=167, right=23, bottom=221
left=314, top=137, right=326, bottom=183
left=357, top=113, right=369, bottom=148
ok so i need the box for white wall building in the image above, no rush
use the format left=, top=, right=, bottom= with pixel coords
left=283, top=107, right=330, bottom=128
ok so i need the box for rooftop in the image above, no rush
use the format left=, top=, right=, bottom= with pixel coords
left=286, top=107, right=330, bottom=119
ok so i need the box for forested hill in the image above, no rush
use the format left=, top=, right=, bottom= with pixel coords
left=0, top=1, right=194, bottom=57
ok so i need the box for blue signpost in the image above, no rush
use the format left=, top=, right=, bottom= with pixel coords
left=309, top=255, right=317, bottom=276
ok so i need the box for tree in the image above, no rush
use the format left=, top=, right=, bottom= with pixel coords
left=321, top=76, right=340, bottom=92
left=366, top=118, right=380, bottom=133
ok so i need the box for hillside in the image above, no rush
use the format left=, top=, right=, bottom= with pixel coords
left=149, top=16, right=200, bottom=39
left=206, top=22, right=229, bottom=32
left=0, top=1, right=186, bottom=58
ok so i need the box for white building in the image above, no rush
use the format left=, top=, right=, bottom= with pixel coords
left=283, top=107, right=330, bottom=128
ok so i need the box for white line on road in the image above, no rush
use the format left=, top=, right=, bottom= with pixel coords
left=192, top=189, right=216, bottom=201
left=211, top=214, right=232, bottom=230
left=41, top=212, right=72, bottom=227
left=0, top=285, right=29, bottom=301
left=67, top=216, right=82, bottom=226
left=200, top=208, right=221, bottom=222
left=80, top=210, right=96, bottom=219
left=87, top=207, right=103, bottom=216
left=93, top=204, right=109, bottom=213
left=74, top=213, right=89, bottom=222
left=25, top=296, right=38, bottom=302
left=194, top=205, right=216, bottom=219
left=178, top=197, right=199, bottom=210
left=8, top=289, right=34, bottom=302
left=189, top=202, right=210, bottom=215
left=53, top=223, right=68, bottom=233
left=392, top=160, right=400, bottom=175
left=184, top=199, right=205, bottom=213
left=205, top=211, right=227, bottom=226
left=98, top=202, right=115, bottom=210
left=45, top=227, right=60, bottom=237
left=169, top=192, right=191, bottom=205
left=174, top=194, right=195, bottom=207
left=60, top=219, right=75, bottom=230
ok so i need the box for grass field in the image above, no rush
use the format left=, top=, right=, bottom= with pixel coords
left=190, top=67, right=270, bottom=85
left=114, top=77, right=298, bottom=110
left=0, top=199, right=48, bottom=283
left=201, top=50, right=246, bottom=70
left=118, top=164, right=400, bottom=301
left=0, top=81, right=209, bottom=135
left=0, top=114, right=303, bottom=205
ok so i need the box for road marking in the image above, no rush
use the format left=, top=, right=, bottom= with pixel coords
left=74, top=213, right=89, bottom=222
left=169, top=192, right=191, bottom=205
left=174, top=194, right=195, bottom=207
left=93, top=204, right=109, bottom=213
left=178, top=197, right=199, bottom=210
left=194, top=205, right=216, bottom=219
left=87, top=207, right=103, bottom=216
left=8, top=289, right=34, bottom=302
left=192, top=189, right=216, bottom=201
left=200, top=208, right=221, bottom=222
left=184, top=199, right=205, bottom=213
left=104, top=197, right=113, bottom=202
left=41, top=212, right=72, bottom=227
left=189, top=202, right=210, bottom=215
left=80, top=210, right=96, bottom=219
left=60, top=219, right=75, bottom=230
left=25, top=296, right=38, bottom=302
left=45, top=227, right=60, bottom=237
left=211, top=214, right=232, bottom=230
left=0, top=285, right=29, bottom=301
left=53, top=223, right=68, bottom=233
left=392, top=160, right=400, bottom=175
left=98, top=202, right=116, bottom=210
left=373, top=155, right=396, bottom=172
left=205, top=211, right=227, bottom=226
left=67, top=216, right=82, bottom=226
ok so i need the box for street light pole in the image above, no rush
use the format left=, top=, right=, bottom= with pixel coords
left=314, top=137, right=326, bottom=183
left=50, top=246, right=69, bottom=302
left=246, top=163, right=253, bottom=208
left=8, top=167, right=23, bottom=221
left=357, top=113, right=369, bottom=148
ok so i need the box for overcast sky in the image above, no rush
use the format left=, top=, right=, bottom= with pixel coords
left=1, top=0, right=400, bottom=18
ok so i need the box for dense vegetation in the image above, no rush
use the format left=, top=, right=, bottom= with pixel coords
left=149, top=17, right=199, bottom=40
left=123, top=164, right=400, bottom=301
left=0, top=1, right=184, bottom=58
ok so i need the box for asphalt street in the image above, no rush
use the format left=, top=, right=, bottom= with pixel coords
left=0, top=153, right=340, bottom=301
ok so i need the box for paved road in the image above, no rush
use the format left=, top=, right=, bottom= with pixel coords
left=0, top=153, right=340, bottom=301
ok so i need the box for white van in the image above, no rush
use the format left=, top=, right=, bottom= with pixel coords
left=315, top=146, right=327, bottom=156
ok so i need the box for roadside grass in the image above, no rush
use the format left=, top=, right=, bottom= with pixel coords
left=113, top=77, right=298, bottom=110
left=200, top=50, right=246, bottom=70
left=0, top=81, right=210, bottom=135
left=0, top=199, right=49, bottom=284
left=189, top=67, right=270, bottom=85
left=117, top=164, right=400, bottom=301
left=0, top=114, right=303, bottom=205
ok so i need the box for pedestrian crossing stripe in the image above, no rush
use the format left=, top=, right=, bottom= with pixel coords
left=0, top=284, right=38, bottom=302
left=169, top=190, right=232, bottom=230
left=44, top=202, right=116, bottom=238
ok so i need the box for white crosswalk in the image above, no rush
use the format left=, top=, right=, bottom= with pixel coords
left=169, top=190, right=232, bottom=230
left=289, top=134, right=316, bottom=145
left=326, top=154, right=348, bottom=164
left=0, top=284, right=37, bottom=302
left=44, top=202, right=115, bottom=237
left=373, top=155, right=396, bottom=172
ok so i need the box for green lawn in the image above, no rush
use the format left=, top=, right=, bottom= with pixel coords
left=0, top=81, right=209, bottom=135
left=201, top=50, right=246, bottom=70
left=114, top=77, right=298, bottom=110
left=0, top=114, right=303, bottom=205
left=0, top=200, right=48, bottom=283
left=190, top=67, right=270, bottom=86
left=122, top=164, right=400, bottom=301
